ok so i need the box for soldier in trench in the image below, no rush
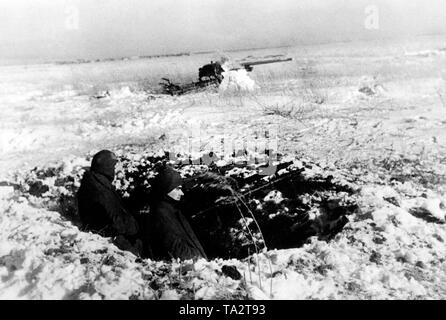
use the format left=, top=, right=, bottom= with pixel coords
left=142, top=164, right=207, bottom=261
left=77, top=150, right=142, bottom=256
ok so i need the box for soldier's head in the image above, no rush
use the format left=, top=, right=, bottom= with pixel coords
left=91, top=150, right=118, bottom=181
left=152, top=164, right=184, bottom=201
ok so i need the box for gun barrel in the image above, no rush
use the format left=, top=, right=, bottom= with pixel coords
left=239, top=57, right=293, bottom=67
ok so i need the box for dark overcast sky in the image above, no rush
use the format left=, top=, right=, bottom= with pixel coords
left=1, top=0, right=446, bottom=62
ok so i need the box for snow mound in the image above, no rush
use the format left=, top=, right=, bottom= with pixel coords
left=220, top=69, right=259, bottom=92
left=358, top=76, right=386, bottom=97
left=0, top=186, right=15, bottom=199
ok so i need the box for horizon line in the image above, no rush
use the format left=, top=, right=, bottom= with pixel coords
left=1, top=32, right=445, bottom=68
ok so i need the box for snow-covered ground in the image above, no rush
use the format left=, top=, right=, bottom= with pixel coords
left=1, top=35, right=446, bottom=299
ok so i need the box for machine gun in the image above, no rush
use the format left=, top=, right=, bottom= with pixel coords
left=160, top=56, right=293, bottom=95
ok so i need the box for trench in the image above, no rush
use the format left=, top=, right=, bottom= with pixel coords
left=17, top=152, right=359, bottom=260
left=181, top=162, right=358, bottom=259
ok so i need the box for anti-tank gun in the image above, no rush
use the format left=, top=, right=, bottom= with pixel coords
left=160, top=56, right=293, bottom=95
